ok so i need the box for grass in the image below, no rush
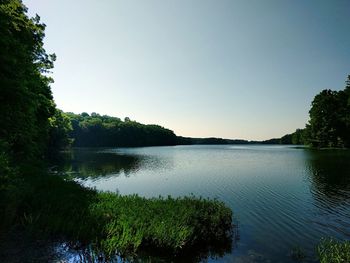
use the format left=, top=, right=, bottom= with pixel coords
left=317, top=238, right=350, bottom=263
left=0, top=164, right=233, bottom=260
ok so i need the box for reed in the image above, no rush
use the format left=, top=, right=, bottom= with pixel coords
left=1, top=168, right=233, bottom=258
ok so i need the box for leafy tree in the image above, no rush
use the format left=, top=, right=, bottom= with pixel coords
left=280, top=133, right=293, bottom=144
left=291, top=129, right=306, bottom=145
left=0, top=0, right=56, bottom=161
left=342, top=75, right=350, bottom=146
left=306, top=76, right=350, bottom=148
left=66, top=113, right=178, bottom=147
left=308, top=90, right=342, bottom=147
left=48, top=109, right=73, bottom=151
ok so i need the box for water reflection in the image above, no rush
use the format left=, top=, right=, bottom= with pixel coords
left=51, top=148, right=143, bottom=179
left=306, top=149, right=350, bottom=204
left=305, top=149, right=350, bottom=239
left=51, top=148, right=175, bottom=181
left=55, top=236, right=234, bottom=263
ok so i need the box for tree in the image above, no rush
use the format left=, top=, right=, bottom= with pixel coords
left=48, top=110, right=73, bottom=151
left=340, top=75, right=350, bottom=146
left=65, top=113, right=178, bottom=147
left=308, top=90, right=342, bottom=147
left=0, top=0, right=56, bottom=161
left=306, top=75, right=350, bottom=148
left=291, top=129, right=306, bottom=145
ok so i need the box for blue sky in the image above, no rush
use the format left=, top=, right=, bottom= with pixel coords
left=24, top=0, right=350, bottom=140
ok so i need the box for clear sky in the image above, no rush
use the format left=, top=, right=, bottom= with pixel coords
left=24, top=0, right=350, bottom=140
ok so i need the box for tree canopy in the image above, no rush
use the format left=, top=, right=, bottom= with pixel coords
left=66, top=113, right=178, bottom=147
left=0, top=0, right=56, bottom=161
left=306, top=76, right=350, bottom=148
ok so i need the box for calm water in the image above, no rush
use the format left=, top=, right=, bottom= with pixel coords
left=55, top=145, right=350, bottom=262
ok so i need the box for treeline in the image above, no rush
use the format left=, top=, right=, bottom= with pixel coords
left=178, top=136, right=251, bottom=145
left=63, top=113, right=178, bottom=147
left=262, top=128, right=306, bottom=145
left=63, top=113, right=266, bottom=147
left=49, top=111, right=312, bottom=148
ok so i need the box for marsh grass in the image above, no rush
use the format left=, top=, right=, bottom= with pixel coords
left=317, top=238, right=350, bottom=263
left=0, top=165, right=233, bottom=260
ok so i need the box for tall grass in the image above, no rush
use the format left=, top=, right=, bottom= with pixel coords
left=1, top=167, right=233, bottom=260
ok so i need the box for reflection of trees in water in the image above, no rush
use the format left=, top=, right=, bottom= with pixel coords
left=52, top=149, right=143, bottom=178
left=51, top=148, right=174, bottom=179
left=305, top=149, right=350, bottom=205
left=58, top=230, right=235, bottom=263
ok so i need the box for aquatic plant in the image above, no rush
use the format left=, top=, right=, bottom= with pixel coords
left=317, top=238, right=350, bottom=263
left=2, top=170, right=233, bottom=259
left=290, top=245, right=307, bottom=262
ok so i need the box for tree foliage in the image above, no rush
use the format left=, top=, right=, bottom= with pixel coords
left=0, top=0, right=56, bottom=161
left=306, top=76, right=350, bottom=148
left=48, top=109, right=73, bottom=151
left=66, top=113, right=178, bottom=147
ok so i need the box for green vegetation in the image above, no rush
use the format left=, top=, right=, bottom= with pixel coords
left=306, top=79, right=350, bottom=148
left=66, top=112, right=178, bottom=147
left=317, top=238, right=350, bottom=263
left=263, top=128, right=307, bottom=145
left=0, top=0, right=56, bottom=162
left=3, top=170, right=232, bottom=259
left=65, top=113, right=253, bottom=147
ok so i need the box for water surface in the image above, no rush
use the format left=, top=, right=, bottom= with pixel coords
left=55, top=145, right=350, bottom=262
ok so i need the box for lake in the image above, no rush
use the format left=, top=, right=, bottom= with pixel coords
left=55, top=145, right=350, bottom=262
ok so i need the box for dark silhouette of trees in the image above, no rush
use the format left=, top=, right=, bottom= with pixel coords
left=66, top=113, right=178, bottom=147
left=291, top=129, right=306, bottom=145
left=306, top=75, right=350, bottom=148
left=0, top=0, right=56, bottom=162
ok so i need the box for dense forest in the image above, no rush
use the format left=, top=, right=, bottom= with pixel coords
left=65, top=113, right=178, bottom=147
left=61, top=112, right=277, bottom=147
left=0, top=0, right=60, bottom=228
left=306, top=79, right=350, bottom=148
left=63, top=112, right=253, bottom=147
